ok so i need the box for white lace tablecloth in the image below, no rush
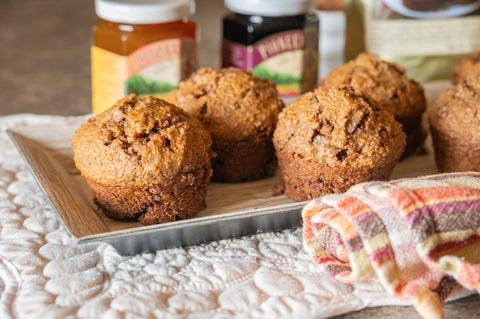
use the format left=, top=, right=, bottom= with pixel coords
left=0, top=114, right=467, bottom=319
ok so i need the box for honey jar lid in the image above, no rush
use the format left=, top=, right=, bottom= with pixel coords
left=224, top=0, right=315, bottom=16
left=95, top=0, right=195, bottom=24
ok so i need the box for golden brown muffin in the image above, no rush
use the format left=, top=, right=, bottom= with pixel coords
left=169, top=67, right=285, bottom=182
left=428, top=79, right=480, bottom=172
left=451, top=50, right=480, bottom=84
left=320, top=53, right=426, bottom=159
left=71, top=94, right=213, bottom=225
left=273, top=86, right=406, bottom=202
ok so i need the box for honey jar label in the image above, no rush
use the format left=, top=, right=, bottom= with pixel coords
left=222, top=30, right=318, bottom=96
left=91, top=37, right=197, bottom=114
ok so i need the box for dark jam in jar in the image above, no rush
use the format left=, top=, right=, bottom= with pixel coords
left=222, top=1, right=319, bottom=97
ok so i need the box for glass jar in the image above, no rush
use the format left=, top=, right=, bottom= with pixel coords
left=91, top=0, right=197, bottom=114
left=222, top=0, right=319, bottom=97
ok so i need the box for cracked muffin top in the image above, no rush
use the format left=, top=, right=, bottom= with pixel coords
left=273, top=86, right=406, bottom=169
left=428, top=79, right=480, bottom=140
left=451, top=50, right=480, bottom=84
left=320, top=53, right=425, bottom=120
left=71, top=94, right=212, bottom=187
left=169, top=67, right=285, bottom=142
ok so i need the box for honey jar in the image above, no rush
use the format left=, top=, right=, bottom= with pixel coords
left=91, top=0, right=198, bottom=114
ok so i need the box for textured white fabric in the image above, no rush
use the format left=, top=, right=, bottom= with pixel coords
left=0, top=114, right=466, bottom=319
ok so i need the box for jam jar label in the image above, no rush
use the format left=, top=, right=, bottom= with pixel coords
left=91, top=37, right=197, bottom=114
left=222, top=30, right=317, bottom=96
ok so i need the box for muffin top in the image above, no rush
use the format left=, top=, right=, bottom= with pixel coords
left=451, top=50, right=480, bottom=84
left=320, top=53, right=425, bottom=119
left=273, top=86, right=406, bottom=169
left=169, top=67, right=285, bottom=142
left=428, top=79, right=480, bottom=140
left=71, top=94, right=212, bottom=187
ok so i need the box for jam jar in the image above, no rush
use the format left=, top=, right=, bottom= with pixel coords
left=91, top=0, right=198, bottom=114
left=222, top=0, right=319, bottom=97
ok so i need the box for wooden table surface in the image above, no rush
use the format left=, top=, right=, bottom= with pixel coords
left=1, top=0, right=479, bottom=318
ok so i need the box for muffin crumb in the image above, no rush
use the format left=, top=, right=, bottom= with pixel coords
left=321, top=53, right=426, bottom=158
left=428, top=79, right=480, bottom=172
left=170, top=67, right=284, bottom=182
left=273, top=86, right=406, bottom=201
left=71, top=94, right=213, bottom=225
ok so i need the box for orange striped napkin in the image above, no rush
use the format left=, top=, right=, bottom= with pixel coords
left=302, top=172, right=480, bottom=319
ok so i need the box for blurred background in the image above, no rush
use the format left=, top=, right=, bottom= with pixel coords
left=0, top=0, right=230, bottom=115
left=0, top=0, right=347, bottom=116
left=2, top=0, right=480, bottom=113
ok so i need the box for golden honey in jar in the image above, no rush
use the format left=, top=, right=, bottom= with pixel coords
left=91, top=0, right=198, bottom=114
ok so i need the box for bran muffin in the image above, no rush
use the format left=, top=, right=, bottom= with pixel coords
left=428, top=79, right=480, bottom=172
left=169, top=67, right=285, bottom=182
left=320, top=53, right=426, bottom=158
left=451, top=50, right=480, bottom=84
left=71, top=94, right=213, bottom=225
left=273, top=86, right=406, bottom=202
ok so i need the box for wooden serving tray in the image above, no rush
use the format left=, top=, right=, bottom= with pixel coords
left=7, top=120, right=304, bottom=255
left=6, top=82, right=446, bottom=255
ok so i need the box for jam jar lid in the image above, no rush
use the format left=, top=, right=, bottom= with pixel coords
left=95, top=0, right=195, bottom=24
left=224, top=0, right=315, bottom=17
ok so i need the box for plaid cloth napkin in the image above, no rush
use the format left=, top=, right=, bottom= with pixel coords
left=302, top=172, right=480, bottom=319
